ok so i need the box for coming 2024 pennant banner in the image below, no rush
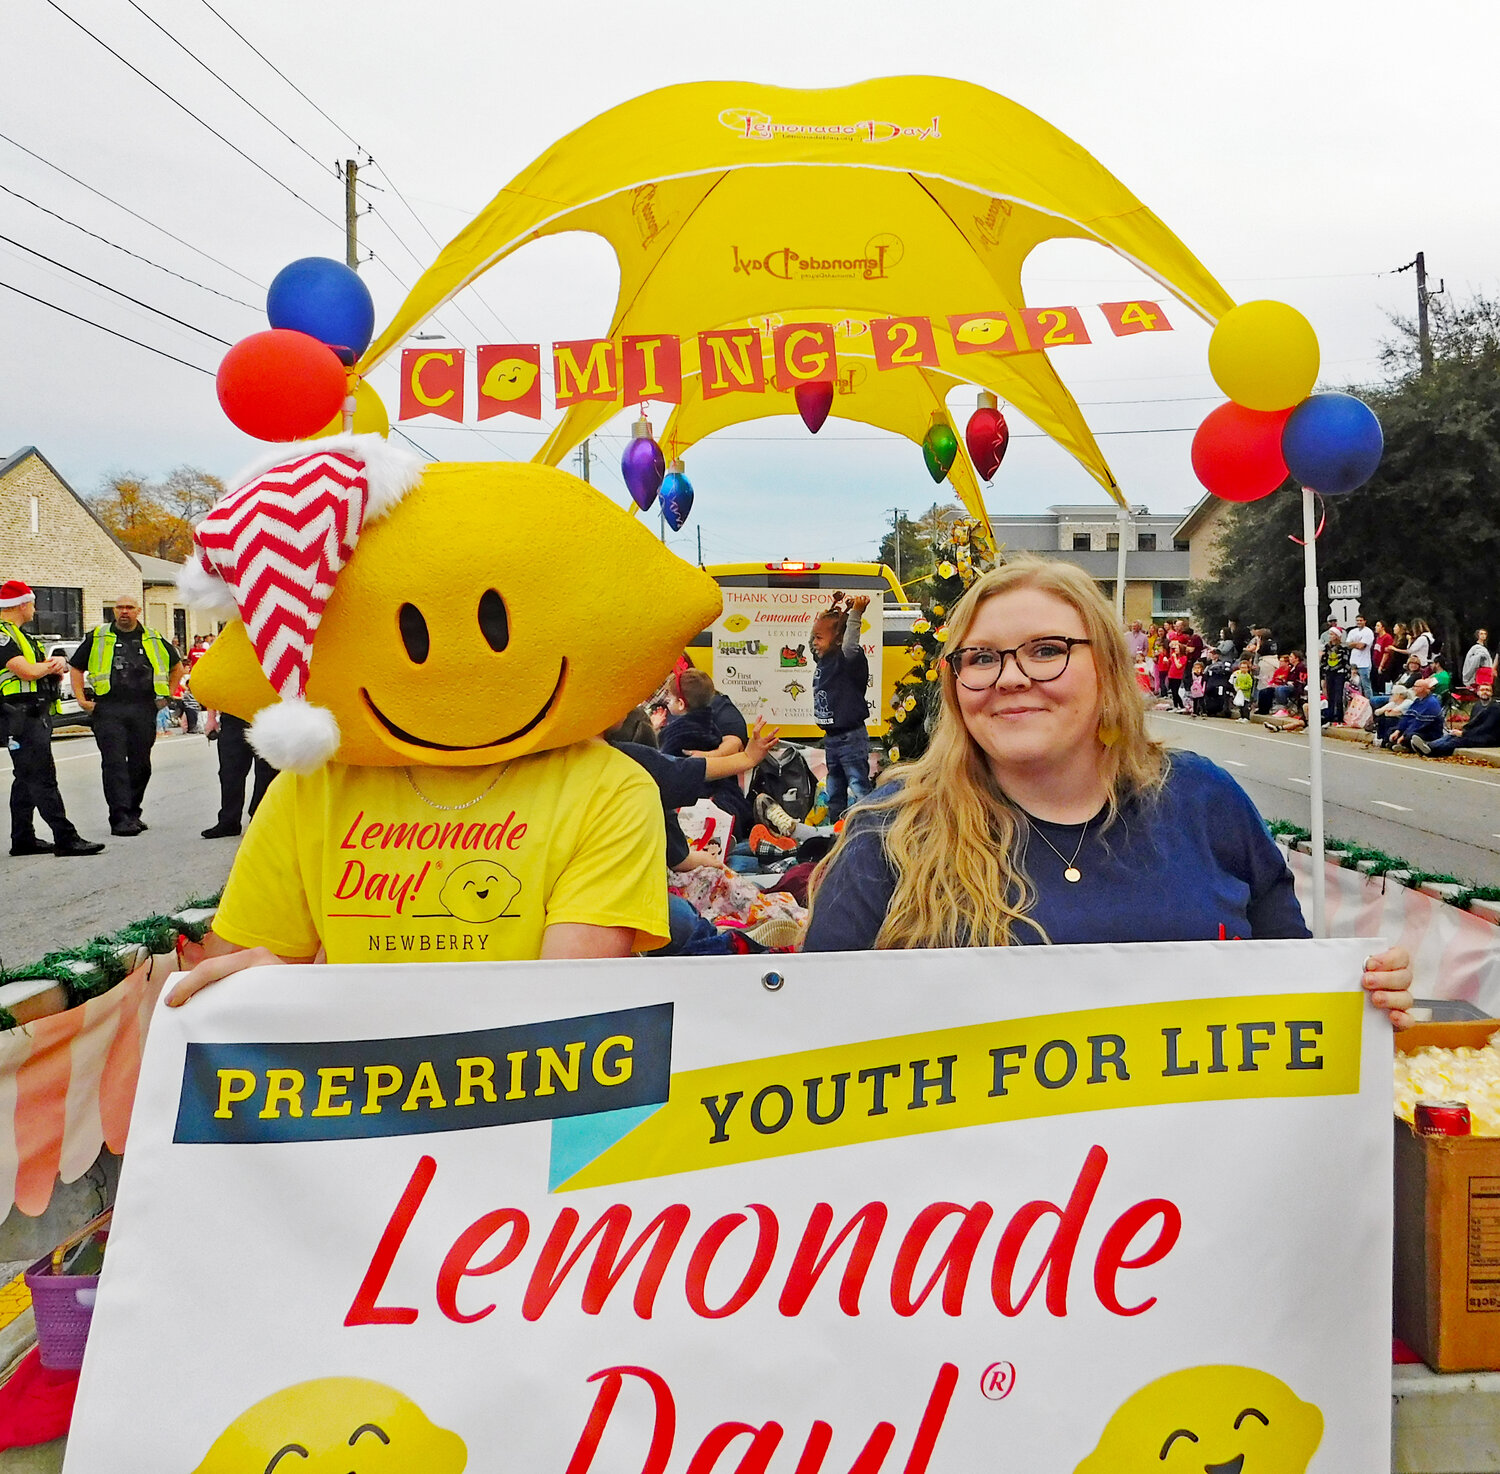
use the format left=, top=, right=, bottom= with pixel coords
left=67, top=938, right=1392, bottom=1473
left=397, top=301, right=1173, bottom=422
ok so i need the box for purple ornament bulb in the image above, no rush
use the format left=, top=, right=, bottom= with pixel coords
left=621, top=418, right=665, bottom=510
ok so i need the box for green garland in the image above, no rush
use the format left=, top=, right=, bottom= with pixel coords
left=1267, top=821, right=1500, bottom=908
left=0, top=892, right=221, bottom=1022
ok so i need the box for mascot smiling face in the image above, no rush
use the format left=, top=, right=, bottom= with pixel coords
left=185, top=439, right=721, bottom=770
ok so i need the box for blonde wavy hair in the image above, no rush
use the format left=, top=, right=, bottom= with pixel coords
left=807, top=557, right=1166, bottom=949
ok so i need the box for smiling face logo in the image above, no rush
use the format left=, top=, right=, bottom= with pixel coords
left=438, top=860, right=521, bottom=923
left=480, top=356, right=539, bottom=402
left=192, top=461, right=723, bottom=767
left=1073, top=1365, right=1323, bottom=1474
left=955, top=316, right=1009, bottom=346
left=191, top=1377, right=466, bottom=1473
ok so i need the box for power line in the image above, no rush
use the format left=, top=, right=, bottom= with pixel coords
left=0, top=278, right=215, bottom=375
left=0, top=181, right=258, bottom=310
left=392, top=426, right=438, bottom=458
left=192, top=0, right=364, bottom=152
left=39, top=0, right=343, bottom=234
left=122, top=0, right=337, bottom=181
left=0, top=128, right=262, bottom=289
left=0, top=231, right=231, bottom=344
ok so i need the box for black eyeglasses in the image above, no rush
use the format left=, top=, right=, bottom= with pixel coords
left=942, top=636, right=1092, bottom=690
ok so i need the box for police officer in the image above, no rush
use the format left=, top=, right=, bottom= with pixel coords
left=69, top=594, right=184, bottom=836
left=0, top=581, right=104, bottom=857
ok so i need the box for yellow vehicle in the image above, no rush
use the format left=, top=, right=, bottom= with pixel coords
left=685, top=561, right=920, bottom=739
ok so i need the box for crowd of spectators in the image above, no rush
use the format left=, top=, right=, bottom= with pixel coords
left=1126, top=615, right=1496, bottom=759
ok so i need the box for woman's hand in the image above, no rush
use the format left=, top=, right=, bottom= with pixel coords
left=1363, top=946, right=1414, bottom=1029
left=166, top=945, right=288, bottom=1007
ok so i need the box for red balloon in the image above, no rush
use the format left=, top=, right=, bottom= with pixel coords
left=1191, top=402, right=1294, bottom=502
left=966, top=405, right=1010, bottom=480
left=217, top=329, right=348, bottom=441
left=794, top=379, right=834, bottom=434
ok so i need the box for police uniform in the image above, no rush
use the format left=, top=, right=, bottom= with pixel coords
left=0, top=605, right=100, bottom=857
left=70, top=621, right=181, bottom=834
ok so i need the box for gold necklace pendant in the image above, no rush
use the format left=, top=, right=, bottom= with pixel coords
left=1064, top=865, right=1082, bottom=883
left=403, top=765, right=507, bottom=812
left=1028, top=815, right=1090, bottom=884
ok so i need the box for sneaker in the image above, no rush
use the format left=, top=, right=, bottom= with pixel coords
left=753, top=792, right=797, bottom=838
left=1410, top=735, right=1433, bottom=755
left=8, top=839, right=52, bottom=856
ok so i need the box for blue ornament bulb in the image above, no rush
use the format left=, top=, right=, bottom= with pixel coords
left=660, top=459, right=694, bottom=531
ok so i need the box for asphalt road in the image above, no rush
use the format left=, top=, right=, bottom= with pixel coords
left=0, top=726, right=237, bottom=970
left=1151, top=712, right=1500, bottom=886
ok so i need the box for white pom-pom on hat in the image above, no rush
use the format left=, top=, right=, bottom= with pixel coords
left=248, top=698, right=342, bottom=774
left=190, top=433, right=427, bottom=771
left=175, top=556, right=238, bottom=618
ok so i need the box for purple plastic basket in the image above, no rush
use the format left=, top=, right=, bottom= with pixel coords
left=25, top=1247, right=102, bottom=1371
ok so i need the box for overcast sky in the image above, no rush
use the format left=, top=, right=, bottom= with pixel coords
left=2, top=0, right=1495, bottom=566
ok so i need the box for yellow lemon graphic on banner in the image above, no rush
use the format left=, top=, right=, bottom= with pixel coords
left=955, top=316, right=1009, bottom=346
left=192, top=1377, right=467, bottom=1472
left=439, top=859, right=521, bottom=923
left=481, top=356, right=539, bottom=402
left=722, top=613, right=751, bottom=633
left=1074, top=1365, right=1322, bottom=1474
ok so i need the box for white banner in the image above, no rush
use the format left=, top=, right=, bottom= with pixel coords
left=67, top=940, right=1389, bottom=1473
left=711, top=589, right=880, bottom=730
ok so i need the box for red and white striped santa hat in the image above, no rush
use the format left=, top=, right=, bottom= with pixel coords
left=178, top=434, right=424, bottom=772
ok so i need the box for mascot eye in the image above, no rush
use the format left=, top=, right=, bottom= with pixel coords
left=398, top=603, right=430, bottom=664
left=478, top=589, right=510, bottom=652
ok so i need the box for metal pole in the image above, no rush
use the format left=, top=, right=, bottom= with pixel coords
left=577, top=439, right=590, bottom=484
left=1114, top=502, right=1130, bottom=621
left=1301, top=486, right=1326, bottom=938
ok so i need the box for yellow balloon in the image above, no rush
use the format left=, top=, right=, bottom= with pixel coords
left=311, top=379, right=390, bottom=439
left=1208, top=300, right=1320, bottom=412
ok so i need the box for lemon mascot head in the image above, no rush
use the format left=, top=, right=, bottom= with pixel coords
left=1074, top=1364, right=1323, bottom=1474
left=192, top=1377, right=466, bottom=1472
left=184, top=437, right=721, bottom=771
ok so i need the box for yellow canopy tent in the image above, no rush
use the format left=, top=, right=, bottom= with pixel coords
left=358, top=78, right=1234, bottom=513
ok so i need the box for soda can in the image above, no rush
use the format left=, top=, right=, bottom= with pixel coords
left=1415, top=1101, right=1472, bottom=1137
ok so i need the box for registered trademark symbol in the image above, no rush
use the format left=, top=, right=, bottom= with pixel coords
left=979, top=1362, right=1015, bottom=1401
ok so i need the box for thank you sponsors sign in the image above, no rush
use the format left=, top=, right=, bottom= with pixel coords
left=67, top=940, right=1390, bottom=1472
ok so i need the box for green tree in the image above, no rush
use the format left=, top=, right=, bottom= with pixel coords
left=875, top=513, right=933, bottom=588
left=1192, top=295, right=1500, bottom=657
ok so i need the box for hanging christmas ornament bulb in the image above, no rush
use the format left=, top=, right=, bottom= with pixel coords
left=794, top=379, right=835, bottom=434
left=620, top=416, right=666, bottom=511
left=922, top=412, right=959, bottom=483
left=965, top=390, right=1010, bottom=482
left=660, top=458, right=694, bottom=532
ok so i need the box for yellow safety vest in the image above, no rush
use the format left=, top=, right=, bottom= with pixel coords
left=0, top=622, right=39, bottom=698
left=86, top=624, right=173, bottom=698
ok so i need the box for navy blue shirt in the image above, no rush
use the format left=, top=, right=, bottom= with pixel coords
left=813, top=647, right=870, bottom=732
left=802, top=751, right=1308, bottom=951
left=659, top=708, right=721, bottom=757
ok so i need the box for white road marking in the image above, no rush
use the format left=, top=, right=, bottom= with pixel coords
left=1219, top=759, right=1247, bottom=768
left=1289, top=777, right=1311, bottom=786
left=1372, top=801, right=1413, bottom=812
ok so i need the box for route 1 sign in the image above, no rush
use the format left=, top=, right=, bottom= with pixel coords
left=1327, top=581, right=1362, bottom=599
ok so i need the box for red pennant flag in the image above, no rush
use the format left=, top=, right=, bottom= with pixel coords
left=1018, top=306, right=1092, bottom=349
left=697, top=328, right=766, bottom=399
left=871, top=317, right=940, bottom=371
left=476, top=344, right=542, bottom=420
left=772, top=323, right=837, bottom=391
left=1099, top=301, right=1173, bottom=336
left=622, top=335, right=683, bottom=405
left=398, top=349, right=465, bottom=422
left=553, top=339, right=620, bottom=408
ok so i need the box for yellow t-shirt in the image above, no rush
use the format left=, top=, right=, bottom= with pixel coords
left=212, top=740, right=668, bottom=962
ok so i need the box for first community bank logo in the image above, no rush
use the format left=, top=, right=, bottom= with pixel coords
left=717, top=108, right=942, bottom=144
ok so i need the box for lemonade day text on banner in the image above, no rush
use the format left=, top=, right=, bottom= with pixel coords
left=67, top=940, right=1391, bottom=1474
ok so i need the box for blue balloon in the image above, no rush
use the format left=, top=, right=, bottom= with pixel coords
left=266, top=257, right=375, bottom=363
left=1281, top=391, right=1383, bottom=495
left=660, top=469, right=694, bottom=531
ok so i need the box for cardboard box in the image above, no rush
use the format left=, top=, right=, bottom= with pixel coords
left=1394, top=1020, right=1500, bottom=1371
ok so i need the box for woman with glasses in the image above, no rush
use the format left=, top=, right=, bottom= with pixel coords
left=801, top=559, right=1412, bottom=1024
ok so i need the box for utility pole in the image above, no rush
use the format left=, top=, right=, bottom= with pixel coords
left=1396, top=253, right=1442, bottom=374
left=890, top=507, right=905, bottom=583
left=697, top=526, right=703, bottom=566
left=575, top=438, right=590, bottom=484
left=344, top=159, right=358, bottom=270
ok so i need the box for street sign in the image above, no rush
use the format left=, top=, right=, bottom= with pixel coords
left=1327, top=580, right=1362, bottom=599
